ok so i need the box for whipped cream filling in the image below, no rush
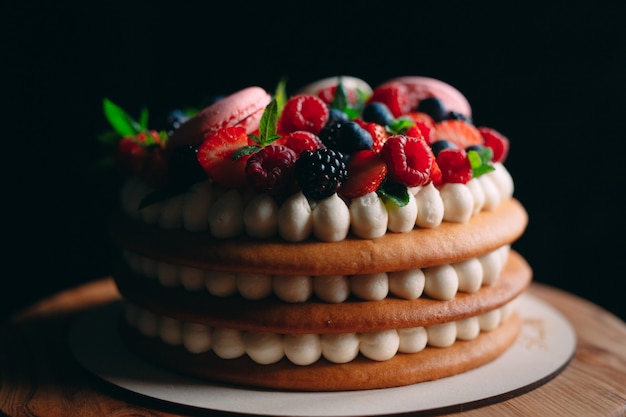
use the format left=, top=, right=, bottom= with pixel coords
left=124, top=299, right=516, bottom=366
left=119, top=163, right=514, bottom=242
left=123, top=245, right=510, bottom=302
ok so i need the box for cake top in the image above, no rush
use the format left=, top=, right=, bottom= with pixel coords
left=103, top=75, right=514, bottom=242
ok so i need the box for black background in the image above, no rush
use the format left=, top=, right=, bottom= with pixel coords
left=3, top=1, right=626, bottom=322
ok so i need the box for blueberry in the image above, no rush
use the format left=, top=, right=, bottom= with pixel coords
left=328, top=108, right=350, bottom=124
left=362, top=102, right=395, bottom=126
left=465, top=144, right=485, bottom=152
left=335, top=121, right=373, bottom=154
left=447, top=111, right=472, bottom=123
left=430, top=140, right=457, bottom=156
left=416, top=97, right=446, bottom=122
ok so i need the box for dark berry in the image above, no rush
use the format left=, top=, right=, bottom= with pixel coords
left=168, top=145, right=207, bottom=187
left=362, top=102, right=395, bottom=126
left=318, top=120, right=343, bottom=150
left=416, top=97, right=447, bottom=122
left=465, top=144, right=485, bottom=153
left=335, top=121, right=373, bottom=154
left=328, top=108, right=350, bottom=124
left=295, top=148, right=347, bottom=200
left=447, top=111, right=472, bottom=123
left=165, top=109, right=190, bottom=135
left=430, top=139, right=457, bottom=157
left=245, top=145, right=297, bottom=196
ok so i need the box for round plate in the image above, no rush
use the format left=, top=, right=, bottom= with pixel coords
left=68, top=293, right=575, bottom=416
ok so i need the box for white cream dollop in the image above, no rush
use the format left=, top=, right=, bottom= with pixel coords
left=312, top=194, right=350, bottom=242
left=349, top=192, right=388, bottom=238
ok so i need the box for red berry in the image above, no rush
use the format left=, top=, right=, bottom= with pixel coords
left=277, top=95, right=329, bottom=135
left=430, top=157, right=443, bottom=186
left=340, top=150, right=388, bottom=199
left=367, top=83, right=410, bottom=118
left=405, top=112, right=435, bottom=143
left=381, top=135, right=433, bottom=187
left=478, top=127, right=509, bottom=163
left=196, top=126, right=250, bottom=188
left=433, top=120, right=482, bottom=149
left=115, top=137, right=147, bottom=176
left=436, top=148, right=473, bottom=184
left=245, top=145, right=297, bottom=196
left=283, top=131, right=325, bottom=156
left=317, top=85, right=359, bottom=106
left=356, top=120, right=389, bottom=153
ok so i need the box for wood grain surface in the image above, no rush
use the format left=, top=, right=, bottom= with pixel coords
left=1, top=278, right=625, bottom=417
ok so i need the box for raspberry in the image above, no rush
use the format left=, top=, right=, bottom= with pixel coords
left=436, top=148, right=473, bottom=184
left=381, top=135, right=433, bottom=187
left=277, top=95, right=329, bottom=135
left=283, top=131, right=325, bottom=156
left=295, top=148, right=347, bottom=200
left=245, top=145, right=297, bottom=196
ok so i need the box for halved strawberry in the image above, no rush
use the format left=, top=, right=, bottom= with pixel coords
left=478, top=127, right=509, bottom=163
left=197, top=126, right=250, bottom=188
left=356, top=120, right=389, bottom=153
left=340, top=150, right=388, bottom=198
left=433, top=120, right=482, bottom=149
left=404, top=112, right=435, bottom=143
left=367, top=83, right=410, bottom=118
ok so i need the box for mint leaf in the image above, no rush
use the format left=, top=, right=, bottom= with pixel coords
left=138, top=107, right=149, bottom=131
left=232, top=145, right=262, bottom=160
left=103, top=98, right=141, bottom=137
left=377, top=180, right=410, bottom=207
left=331, top=78, right=348, bottom=111
left=388, top=117, right=415, bottom=135
left=468, top=148, right=495, bottom=177
left=258, top=98, right=279, bottom=145
left=275, top=77, right=288, bottom=114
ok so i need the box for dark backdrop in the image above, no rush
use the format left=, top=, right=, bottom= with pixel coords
left=4, top=1, right=626, bottom=322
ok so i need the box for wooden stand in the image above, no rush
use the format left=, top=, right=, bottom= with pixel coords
left=1, top=278, right=625, bottom=416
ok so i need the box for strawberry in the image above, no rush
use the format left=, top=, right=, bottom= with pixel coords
left=404, top=112, right=435, bottom=143
left=340, top=150, right=388, bottom=199
left=283, top=131, right=325, bottom=156
left=381, top=135, right=433, bottom=187
left=433, top=120, right=482, bottom=149
left=356, top=120, right=389, bottom=153
left=436, top=148, right=472, bottom=184
left=197, top=126, right=251, bottom=188
left=277, top=95, right=329, bottom=135
left=367, top=83, right=410, bottom=118
left=429, top=156, right=443, bottom=186
left=478, top=127, right=509, bottom=163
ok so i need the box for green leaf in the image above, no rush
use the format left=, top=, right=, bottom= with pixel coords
left=103, top=98, right=141, bottom=137
left=274, top=76, right=288, bottom=114
left=258, top=98, right=279, bottom=145
left=138, top=107, right=149, bottom=131
left=232, top=145, right=262, bottom=160
left=468, top=148, right=495, bottom=178
left=377, top=180, right=410, bottom=207
left=331, top=78, right=348, bottom=111
left=388, top=117, right=415, bottom=135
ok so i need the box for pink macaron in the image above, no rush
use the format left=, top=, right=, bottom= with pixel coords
left=378, top=76, right=472, bottom=118
left=168, top=86, right=272, bottom=149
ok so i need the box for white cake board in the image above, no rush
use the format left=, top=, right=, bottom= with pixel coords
left=68, top=293, right=576, bottom=416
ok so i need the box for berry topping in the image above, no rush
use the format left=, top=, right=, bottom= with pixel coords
left=334, top=121, right=374, bottom=154
left=362, top=102, right=395, bottom=127
left=478, top=127, right=510, bottom=163
left=245, top=145, right=297, bottom=196
left=356, top=120, right=389, bottom=153
left=277, top=95, right=330, bottom=135
left=196, top=126, right=250, bottom=188
left=433, top=119, right=482, bottom=149
left=295, top=148, right=347, bottom=200
left=430, top=139, right=457, bottom=156
left=367, top=83, right=410, bottom=118
left=436, top=148, right=473, bottom=184
left=381, top=135, right=434, bottom=187
left=404, top=112, right=436, bottom=143
left=283, top=131, right=325, bottom=156
left=339, top=150, right=388, bottom=199
left=416, top=97, right=447, bottom=122
left=328, top=108, right=350, bottom=124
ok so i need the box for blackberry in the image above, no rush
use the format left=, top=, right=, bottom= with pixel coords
left=319, top=120, right=372, bottom=156
left=295, top=148, right=347, bottom=201
left=318, top=119, right=343, bottom=150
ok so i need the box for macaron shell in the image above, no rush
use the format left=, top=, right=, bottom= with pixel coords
left=168, top=86, right=271, bottom=149
left=379, top=76, right=472, bottom=118
left=296, top=75, right=373, bottom=97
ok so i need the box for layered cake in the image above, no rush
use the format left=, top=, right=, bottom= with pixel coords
left=105, top=75, right=531, bottom=391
